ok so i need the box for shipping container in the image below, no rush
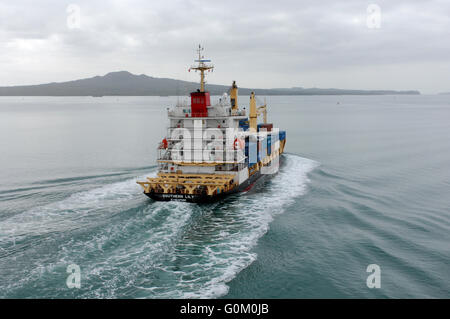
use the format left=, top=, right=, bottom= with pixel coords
left=258, top=136, right=267, bottom=160
left=248, top=141, right=258, bottom=166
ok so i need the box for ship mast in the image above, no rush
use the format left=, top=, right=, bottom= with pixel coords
left=189, top=45, right=214, bottom=92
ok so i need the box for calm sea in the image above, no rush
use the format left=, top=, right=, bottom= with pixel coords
left=0, top=95, right=449, bottom=298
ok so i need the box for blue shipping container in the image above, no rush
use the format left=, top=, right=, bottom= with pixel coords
left=248, top=141, right=258, bottom=165
left=258, top=136, right=267, bottom=159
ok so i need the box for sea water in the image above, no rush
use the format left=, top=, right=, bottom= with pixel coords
left=0, top=95, right=449, bottom=298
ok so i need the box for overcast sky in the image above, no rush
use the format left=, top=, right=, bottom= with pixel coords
left=0, top=0, right=449, bottom=93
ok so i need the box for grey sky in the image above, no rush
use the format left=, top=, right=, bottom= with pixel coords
left=0, top=0, right=449, bottom=93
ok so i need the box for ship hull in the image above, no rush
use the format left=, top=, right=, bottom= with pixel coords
left=144, top=156, right=283, bottom=203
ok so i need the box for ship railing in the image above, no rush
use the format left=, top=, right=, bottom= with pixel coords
left=158, top=161, right=247, bottom=166
left=168, top=110, right=192, bottom=117
left=166, top=128, right=248, bottom=134
left=157, top=150, right=245, bottom=161
left=165, top=137, right=236, bottom=143
left=157, top=148, right=172, bottom=160
left=158, top=162, right=169, bottom=171
left=160, top=139, right=245, bottom=148
left=157, top=152, right=246, bottom=164
left=158, top=149, right=246, bottom=155
left=175, top=99, right=189, bottom=108
left=167, top=110, right=247, bottom=118
left=231, top=109, right=246, bottom=116
left=215, top=165, right=242, bottom=172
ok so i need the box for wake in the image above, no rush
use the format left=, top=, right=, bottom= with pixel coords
left=0, top=154, right=318, bottom=299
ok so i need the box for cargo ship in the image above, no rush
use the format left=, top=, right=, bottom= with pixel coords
left=137, top=46, right=286, bottom=202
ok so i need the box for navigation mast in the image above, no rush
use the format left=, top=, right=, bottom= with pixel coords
left=189, top=45, right=214, bottom=92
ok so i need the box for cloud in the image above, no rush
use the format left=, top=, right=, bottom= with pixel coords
left=0, top=0, right=449, bottom=93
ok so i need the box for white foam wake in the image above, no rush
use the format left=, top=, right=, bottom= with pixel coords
left=142, top=154, right=319, bottom=298
left=0, top=155, right=318, bottom=299
left=0, top=173, right=151, bottom=242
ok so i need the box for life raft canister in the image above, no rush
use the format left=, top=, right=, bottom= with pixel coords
left=234, top=138, right=244, bottom=150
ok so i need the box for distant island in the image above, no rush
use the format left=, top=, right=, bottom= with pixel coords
left=0, top=71, right=421, bottom=96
